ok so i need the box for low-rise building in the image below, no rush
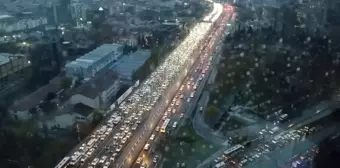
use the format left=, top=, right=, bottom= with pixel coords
left=65, top=43, right=124, bottom=79
left=68, top=69, right=120, bottom=109
left=110, top=49, right=151, bottom=84
left=9, top=77, right=62, bottom=120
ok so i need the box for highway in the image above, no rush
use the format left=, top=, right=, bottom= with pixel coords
left=56, top=1, right=226, bottom=168
left=129, top=4, right=234, bottom=168
left=55, top=6, right=218, bottom=168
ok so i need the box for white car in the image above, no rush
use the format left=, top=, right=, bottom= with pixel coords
left=136, top=157, right=143, bottom=164
left=173, top=122, right=178, bottom=128
left=150, top=134, right=155, bottom=140
left=144, top=144, right=150, bottom=150
left=141, top=163, right=147, bottom=168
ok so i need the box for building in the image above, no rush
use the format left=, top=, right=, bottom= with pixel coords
left=38, top=103, right=94, bottom=130
left=70, top=0, right=88, bottom=21
left=67, top=69, right=120, bottom=109
left=0, top=53, right=32, bottom=103
left=110, top=49, right=151, bottom=83
left=65, top=43, right=123, bottom=79
left=0, top=14, right=47, bottom=33
left=9, top=77, right=62, bottom=120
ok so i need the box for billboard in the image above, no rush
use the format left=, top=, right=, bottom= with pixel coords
left=134, top=80, right=140, bottom=88
left=117, top=87, right=133, bottom=105
left=110, top=103, right=116, bottom=111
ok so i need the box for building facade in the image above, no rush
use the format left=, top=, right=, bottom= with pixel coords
left=65, top=43, right=124, bottom=79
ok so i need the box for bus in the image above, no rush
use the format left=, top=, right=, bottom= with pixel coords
left=55, top=156, right=70, bottom=168
left=160, top=118, right=171, bottom=133
left=70, top=152, right=82, bottom=165
left=215, top=161, right=225, bottom=168
left=190, top=92, right=194, bottom=98
left=87, top=138, right=96, bottom=148
left=223, top=144, right=244, bottom=156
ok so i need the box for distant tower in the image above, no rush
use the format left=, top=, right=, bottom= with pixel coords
left=53, top=5, right=58, bottom=25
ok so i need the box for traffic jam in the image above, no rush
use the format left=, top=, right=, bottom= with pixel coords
left=55, top=3, right=231, bottom=168
left=132, top=5, right=232, bottom=168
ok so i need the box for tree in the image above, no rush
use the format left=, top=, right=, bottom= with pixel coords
left=28, top=107, right=37, bottom=116
left=61, top=77, right=72, bottom=89
left=91, top=111, right=103, bottom=126
left=204, top=105, right=219, bottom=125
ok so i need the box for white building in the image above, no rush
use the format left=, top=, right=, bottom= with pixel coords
left=65, top=43, right=124, bottom=79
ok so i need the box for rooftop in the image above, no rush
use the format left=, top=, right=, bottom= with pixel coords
left=0, top=15, right=13, bottom=20
left=0, top=53, right=25, bottom=66
left=73, top=103, right=93, bottom=117
left=11, top=77, right=62, bottom=111
left=66, top=43, right=123, bottom=69
left=75, top=69, right=118, bottom=99
left=110, top=50, right=151, bottom=79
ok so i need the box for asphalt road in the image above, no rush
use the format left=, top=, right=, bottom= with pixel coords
left=129, top=7, right=233, bottom=168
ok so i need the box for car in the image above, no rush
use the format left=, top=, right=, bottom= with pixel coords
left=144, top=143, right=150, bottom=150
left=173, top=122, right=178, bottom=128
left=153, top=155, right=159, bottom=163
left=172, top=109, right=176, bottom=113
left=150, top=134, right=155, bottom=140
left=155, top=126, right=160, bottom=132
left=180, top=113, right=184, bottom=118
left=121, top=137, right=127, bottom=144
left=136, top=157, right=143, bottom=164
left=141, top=163, right=147, bottom=168
left=116, top=145, right=122, bottom=152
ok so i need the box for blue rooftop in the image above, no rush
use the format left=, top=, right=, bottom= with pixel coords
left=67, top=43, right=123, bottom=69
left=110, top=50, right=151, bottom=79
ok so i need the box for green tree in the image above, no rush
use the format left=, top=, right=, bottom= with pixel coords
left=204, top=105, right=219, bottom=124
left=91, top=111, right=103, bottom=126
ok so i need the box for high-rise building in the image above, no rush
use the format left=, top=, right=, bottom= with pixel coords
left=70, top=0, right=88, bottom=21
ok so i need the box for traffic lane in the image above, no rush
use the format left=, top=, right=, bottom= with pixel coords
left=131, top=67, right=205, bottom=167
left=81, top=120, right=125, bottom=167
left=93, top=117, right=149, bottom=166
left=226, top=122, right=332, bottom=167
left=126, top=19, right=222, bottom=167
left=244, top=125, right=338, bottom=168
left=117, top=60, right=197, bottom=168
left=85, top=106, right=151, bottom=167
left=131, top=87, right=190, bottom=168
left=131, top=126, right=163, bottom=168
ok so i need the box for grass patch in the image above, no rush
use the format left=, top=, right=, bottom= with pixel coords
left=158, top=124, right=220, bottom=168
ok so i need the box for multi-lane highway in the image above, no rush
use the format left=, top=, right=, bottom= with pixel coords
left=129, top=4, right=234, bottom=168
left=54, top=1, right=227, bottom=168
